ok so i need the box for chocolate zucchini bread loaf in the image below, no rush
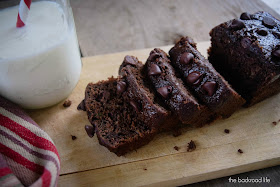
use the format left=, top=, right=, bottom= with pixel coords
left=119, top=55, right=178, bottom=131
left=209, top=11, right=280, bottom=106
left=145, top=48, right=212, bottom=126
left=83, top=77, right=158, bottom=156
left=169, top=37, right=245, bottom=118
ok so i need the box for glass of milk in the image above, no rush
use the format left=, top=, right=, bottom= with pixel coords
left=0, top=0, right=82, bottom=109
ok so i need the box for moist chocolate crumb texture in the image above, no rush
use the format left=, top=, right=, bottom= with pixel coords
left=145, top=48, right=212, bottom=126
left=169, top=37, right=245, bottom=118
left=119, top=55, right=178, bottom=131
left=83, top=77, right=158, bottom=156
left=209, top=11, right=280, bottom=106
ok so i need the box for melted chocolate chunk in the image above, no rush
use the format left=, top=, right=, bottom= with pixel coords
left=238, top=149, right=243, bottom=154
left=272, top=46, right=280, bottom=59
left=240, top=12, right=251, bottom=20
left=272, top=121, right=277, bottom=125
left=85, top=125, right=95, bottom=138
left=187, top=71, right=202, bottom=85
left=202, top=81, right=217, bottom=96
left=148, top=64, right=162, bottom=75
left=157, top=86, right=173, bottom=99
left=117, top=81, right=127, bottom=94
left=71, top=135, right=77, bottom=140
left=257, top=29, right=268, bottom=36
left=241, top=37, right=252, bottom=48
left=230, top=19, right=245, bottom=30
left=123, top=55, right=138, bottom=66
left=77, top=99, right=86, bottom=111
left=262, top=16, right=276, bottom=28
left=180, top=52, right=194, bottom=64
left=129, top=100, right=140, bottom=112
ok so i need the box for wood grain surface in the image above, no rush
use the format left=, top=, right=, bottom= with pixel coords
left=70, top=0, right=280, bottom=57
left=27, top=42, right=280, bottom=186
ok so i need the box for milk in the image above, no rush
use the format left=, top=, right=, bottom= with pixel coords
left=0, top=1, right=82, bottom=109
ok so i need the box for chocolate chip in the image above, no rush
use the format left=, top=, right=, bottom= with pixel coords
left=238, top=149, right=243, bottom=154
left=129, top=100, right=140, bottom=112
left=148, top=64, right=162, bottom=75
left=63, top=100, right=72, bottom=107
left=241, top=37, right=252, bottom=49
left=148, top=52, right=161, bottom=62
left=187, top=71, right=202, bottom=85
left=117, top=81, right=127, bottom=94
left=272, top=46, right=280, bottom=59
left=240, top=12, right=251, bottom=20
left=71, top=135, right=77, bottom=140
left=187, top=140, right=196, bottom=152
left=224, top=129, right=230, bottom=134
left=157, top=86, right=173, bottom=99
left=262, top=16, right=276, bottom=28
left=123, top=55, right=138, bottom=66
left=230, top=19, right=245, bottom=30
left=257, top=29, right=268, bottom=36
left=272, top=31, right=280, bottom=39
left=272, top=121, right=277, bottom=125
left=180, top=52, right=194, bottom=64
left=85, top=125, right=95, bottom=138
left=77, top=99, right=86, bottom=111
left=202, top=81, right=217, bottom=96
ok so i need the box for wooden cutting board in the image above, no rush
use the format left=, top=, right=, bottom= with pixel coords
left=27, top=42, right=280, bottom=186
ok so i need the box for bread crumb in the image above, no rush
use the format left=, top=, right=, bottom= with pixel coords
left=224, top=129, right=230, bottom=133
left=174, top=146, right=180, bottom=151
left=71, top=135, right=77, bottom=140
left=63, top=100, right=72, bottom=107
left=238, top=149, right=243, bottom=154
left=187, top=140, right=196, bottom=152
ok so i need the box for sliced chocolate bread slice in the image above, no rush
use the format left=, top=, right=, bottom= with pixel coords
left=119, top=55, right=178, bottom=131
left=144, top=48, right=212, bottom=126
left=169, top=37, right=245, bottom=118
left=83, top=77, right=158, bottom=156
left=209, top=11, right=280, bottom=106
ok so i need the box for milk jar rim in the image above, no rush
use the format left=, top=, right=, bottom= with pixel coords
left=0, top=1, right=78, bottom=64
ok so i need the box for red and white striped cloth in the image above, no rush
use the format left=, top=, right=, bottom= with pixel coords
left=0, top=96, right=60, bottom=187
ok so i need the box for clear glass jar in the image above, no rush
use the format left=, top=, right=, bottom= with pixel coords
left=0, top=0, right=82, bottom=109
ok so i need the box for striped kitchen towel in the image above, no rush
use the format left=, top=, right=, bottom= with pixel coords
left=0, top=96, right=60, bottom=187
